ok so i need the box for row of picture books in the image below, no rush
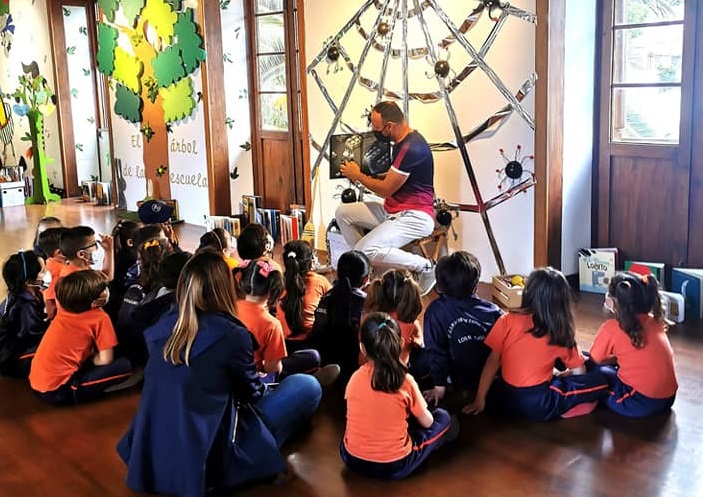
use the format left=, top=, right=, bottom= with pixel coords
left=204, top=195, right=306, bottom=247
left=578, top=248, right=703, bottom=322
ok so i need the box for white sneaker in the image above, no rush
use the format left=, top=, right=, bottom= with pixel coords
left=416, top=265, right=436, bottom=297
left=313, top=364, right=341, bottom=386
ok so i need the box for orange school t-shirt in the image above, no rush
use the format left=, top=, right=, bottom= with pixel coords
left=237, top=299, right=288, bottom=371
left=278, top=271, right=332, bottom=341
left=358, top=312, right=423, bottom=366
left=29, top=307, right=118, bottom=393
left=43, top=263, right=83, bottom=304
left=590, top=315, right=678, bottom=399
left=45, top=257, right=65, bottom=282
left=344, top=362, right=428, bottom=463
left=485, top=313, right=585, bottom=388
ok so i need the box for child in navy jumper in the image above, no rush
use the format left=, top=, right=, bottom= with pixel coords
left=422, top=252, right=503, bottom=405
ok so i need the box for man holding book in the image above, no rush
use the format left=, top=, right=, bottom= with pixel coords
left=336, top=100, right=437, bottom=296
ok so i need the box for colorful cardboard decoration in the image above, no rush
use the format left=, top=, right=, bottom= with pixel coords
left=114, top=83, right=142, bottom=123
left=1, top=13, right=13, bottom=56
left=97, top=0, right=205, bottom=200
left=160, top=77, right=194, bottom=123
left=10, top=74, right=60, bottom=204
left=97, top=24, right=118, bottom=74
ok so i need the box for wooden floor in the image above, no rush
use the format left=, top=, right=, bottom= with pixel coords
left=1, top=201, right=702, bottom=497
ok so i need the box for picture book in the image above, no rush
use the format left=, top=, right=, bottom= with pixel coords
left=624, top=260, right=666, bottom=288
left=578, top=248, right=618, bottom=294
left=671, top=268, right=703, bottom=320
left=329, top=131, right=391, bottom=179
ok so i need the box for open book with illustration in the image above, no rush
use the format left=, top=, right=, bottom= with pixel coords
left=329, top=131, right=392, bottom=179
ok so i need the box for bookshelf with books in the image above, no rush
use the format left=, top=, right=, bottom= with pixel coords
left=204, top=215, right=241, bottom=238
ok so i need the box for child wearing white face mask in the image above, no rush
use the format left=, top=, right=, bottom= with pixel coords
left=30, top=270, right=134, bottom=405
left=0, top=251, right=50, bottom=377
left=43, top=226, right=114, bottom=320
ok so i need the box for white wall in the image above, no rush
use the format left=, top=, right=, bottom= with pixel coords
left=304, top=0, right=536, bottom=280
left=0, top=0, right=63, bottom=188
left=561, top=0, right=597, bottom=275
left=221, top=0, right=255, bottom=214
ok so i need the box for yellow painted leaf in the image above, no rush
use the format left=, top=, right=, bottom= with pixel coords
left=113, top=47, right=144, bottom=94
left=159, top=78, right=195, bottom=123
left=142, top=0, right=177, bottom=46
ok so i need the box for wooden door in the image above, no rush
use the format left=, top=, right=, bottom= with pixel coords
left=595, top=0, right=698, bottom=267
left=247, top=0, right=306, bottom=212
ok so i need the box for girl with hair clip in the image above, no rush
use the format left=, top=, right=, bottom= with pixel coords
left=364, top=269, right=424, bottom=369
left=235, top=259, right=330, bottom=382
left=464, top=267, right=609, bottom=421
left=105, top=219, right=141, bottom=322
left=199, top=227, right=238, bottom=269
left=118, top=251, right=322, bottom=497
left=0, top=251, right=49, bottom=377
left=311, top=250, right=371, bottom=383
left=277, top=240, right=332, bottom=352
left=589, top=272, right=677, bottom=418
left=341, top=312, right=457, bottom=480
left=117, top=238, right=173, bottom=365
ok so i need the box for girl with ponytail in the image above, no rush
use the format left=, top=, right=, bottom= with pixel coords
left=277, top=240, right=332, bottom=352
left=311, top=250, right=370, bottom=382
left=590, top=271, right=677, bottom=417
left=341, top=312, right=456, bottom=480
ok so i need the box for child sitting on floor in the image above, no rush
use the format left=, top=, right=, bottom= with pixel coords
left=29, top=270, right=133, bottom=405
left=0, top=251, right=49, bottom=377
left=589, top=272, right=677, bottom=418
left=341, top=312, right=457, bottom=480
left=422, top=251, right=503, bottom=406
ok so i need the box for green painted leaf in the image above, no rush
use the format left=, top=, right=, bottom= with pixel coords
left=159, top=78, right=195, bottom=123
left=174, top=10, right=206, bottom=74
left=67, top=46, right=76, bottom=55
left=98, top=0, right=119, bottom=23
left=142, top=0, right=177, bottom=46
left=225, top=117, right=235, bottom=129
left=239, top=141, right=251, bottom=151
left=75, top=143, right=84, bottom=152
left=82, top=68, right=91, bottom=76
left=114, top=84, right=142, bottom=123
left=71, top=88, right=79, bottom=98
left=87, top=117, right=95, bottom=124
left=152, top=45, right=185, bottom=88
left=122, top=0, right=146, bottom=27
left=79, top=26, right=88, bottom=36
left=220, top=0, right=231, bottom=10
left=96, top=23, right=119, bottom=76
left=223, top=53, right=232, bottom=64
left=113, top=47, right=143, bottom=94
left=63, top=7, right=71, bottom=16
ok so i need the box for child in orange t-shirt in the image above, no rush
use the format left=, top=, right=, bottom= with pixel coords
left=463, top=267, right=608, bottom=421
left=590, top=272, right=677, bottom=417
left=236, top=259, right=339, bottom=384
left=277, top=241, right=332, bottom=351
left=29, top=270, right=133, bottom=405
left=342, top=312, right=456, bottom=480
left=43, top=226, right=114, bottom=319
left=33, top=216, right=62, bottom=258
left=37, top=227, right=67, bottom=282
left=363, top=269, right=425, bottom=379
left=199, top=228, right=239, bottom=270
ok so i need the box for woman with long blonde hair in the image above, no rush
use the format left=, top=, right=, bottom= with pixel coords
left=117, top=250, right=322, bottom=497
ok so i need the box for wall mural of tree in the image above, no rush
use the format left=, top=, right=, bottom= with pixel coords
left=96, top=0, right=205, bottom=200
